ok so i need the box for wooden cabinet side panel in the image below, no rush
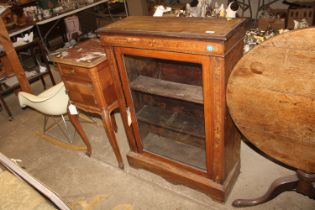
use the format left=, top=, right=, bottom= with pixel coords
left=224, top=26, right=246, bottom=55
left=93, top=62, right=118, bottom=108
left=223, top=40, right=243, bottom=180
left=210, top=33, right=244, bottom=183
left=209, top=56, right=225, bottom=183
left=202, top=57, right=215, bottom=178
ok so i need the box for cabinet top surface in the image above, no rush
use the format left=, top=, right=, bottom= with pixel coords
left=49, top=39, right=107, bottom=68
left=97, top=16, right=246, bottom=41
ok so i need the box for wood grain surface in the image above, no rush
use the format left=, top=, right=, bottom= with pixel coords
left=97, top=16, right=246, bottom=41
left=227, top=28, right=315, bottom=173
left=49, top=39, right=106, bottom=68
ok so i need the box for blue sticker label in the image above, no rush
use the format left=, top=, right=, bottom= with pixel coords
left=207, top=45, right=214, bottom=51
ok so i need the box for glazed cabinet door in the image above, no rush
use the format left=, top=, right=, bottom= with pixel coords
left=115, top=47, right=213, bottom=173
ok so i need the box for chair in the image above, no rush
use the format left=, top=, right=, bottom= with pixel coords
left=18, top=82, right=92, bottom=155
left=18, top=82, right=73, bottom=142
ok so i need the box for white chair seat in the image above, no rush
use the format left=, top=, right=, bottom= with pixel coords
left=18, top=82, right=69, bottom=116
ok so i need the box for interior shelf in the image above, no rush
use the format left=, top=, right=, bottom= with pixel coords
left=130, top=76, right=203, bottom=104
left=137, top=105, right=205, bottom=139
left=142, top=132, right=206, bottom=170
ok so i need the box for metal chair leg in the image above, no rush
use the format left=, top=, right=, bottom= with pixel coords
left=43, top=115, right=76, bottom=143
left=61, top=114, right=74, bottom=143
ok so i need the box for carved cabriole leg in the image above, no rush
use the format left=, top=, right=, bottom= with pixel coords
left=67, top=112, right=92, bottom=156
left=233, top=170, right=315, bottom=207
left=101, top=109, right=124, bottom=169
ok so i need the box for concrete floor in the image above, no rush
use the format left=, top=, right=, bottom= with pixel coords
left=0, top=71, right=314, bottom=210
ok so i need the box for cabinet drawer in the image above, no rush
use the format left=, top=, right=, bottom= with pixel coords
left=64, top=80, right=98, bottom=107
left=58, top=64, right=91, bottom=83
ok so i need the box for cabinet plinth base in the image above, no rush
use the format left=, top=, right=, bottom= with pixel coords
left=127, top=151, right=240, bottom=202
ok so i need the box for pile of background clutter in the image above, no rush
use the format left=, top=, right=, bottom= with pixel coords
left=244, top=0, right=312, bottom=53
left=150, top=0, right=312, bottom=53
left=153, top=0, right=239, bottom=19
left=243, top=19, right=309, bottom=54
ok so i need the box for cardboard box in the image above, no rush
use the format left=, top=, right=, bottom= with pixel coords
left=258, top=17, right=285, bottom=30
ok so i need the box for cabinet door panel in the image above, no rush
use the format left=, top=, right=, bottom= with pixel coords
left=115, top=47, right=213, bottom=173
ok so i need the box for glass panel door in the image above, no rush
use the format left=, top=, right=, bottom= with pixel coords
left=122, top=53, right=206, bottom=171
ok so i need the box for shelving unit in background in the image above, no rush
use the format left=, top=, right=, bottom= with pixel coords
left=95, top=0, right=128, bottom=28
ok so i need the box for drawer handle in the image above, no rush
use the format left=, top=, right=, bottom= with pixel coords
left=70, top=69, right=75, bottom=74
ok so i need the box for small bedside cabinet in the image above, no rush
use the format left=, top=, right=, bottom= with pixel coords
left=50, top=39, right=124, bottom=169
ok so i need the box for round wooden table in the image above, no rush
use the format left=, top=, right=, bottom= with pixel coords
left=227, top=28, right=315, bottom=207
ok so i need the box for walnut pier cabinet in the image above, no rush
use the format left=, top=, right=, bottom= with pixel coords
left=99, top=16, right=246, bottom=202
